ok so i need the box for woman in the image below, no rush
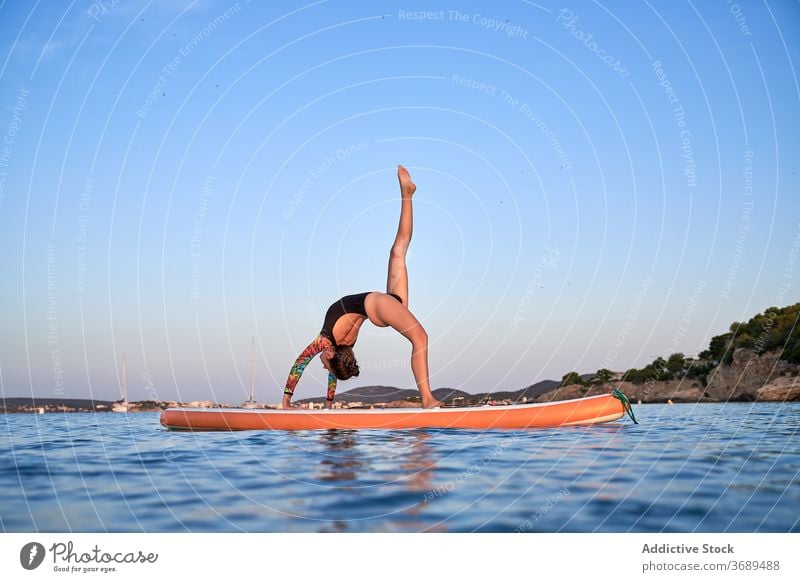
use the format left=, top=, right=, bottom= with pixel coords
left=280, top=165, right=442, bottom=409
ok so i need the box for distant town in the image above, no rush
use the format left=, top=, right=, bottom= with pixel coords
left=0, top=386, right=540, bottom=414
left=0, top=377, right=566, bottom=414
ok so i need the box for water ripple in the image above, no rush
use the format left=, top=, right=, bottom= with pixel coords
left=1, top=405, right=798, bottom=532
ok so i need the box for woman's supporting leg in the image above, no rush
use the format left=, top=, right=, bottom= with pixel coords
left=386, top=165, right=416, bottom=307
left=369, top=295, right=442, bottom=408
left=409, top=330, right=441, bottom=408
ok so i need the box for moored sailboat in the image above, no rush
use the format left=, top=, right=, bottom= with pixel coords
left=112, top=354, right=128, bottom=412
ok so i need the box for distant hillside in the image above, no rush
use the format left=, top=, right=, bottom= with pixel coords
left=440, top=380, right=562, bottom=403
left=3, top=383, right=564, bottom=410
left=296, top=380, right=561, bottom=405
left=296, top=385, right=472, bottom=404
left=516, top=379, right=563, bottom=399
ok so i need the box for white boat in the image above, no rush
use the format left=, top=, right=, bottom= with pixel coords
left=112, top=354, right=129, bottom=412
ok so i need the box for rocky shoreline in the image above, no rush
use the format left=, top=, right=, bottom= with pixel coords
left=538, top=348, right=800, bottom=403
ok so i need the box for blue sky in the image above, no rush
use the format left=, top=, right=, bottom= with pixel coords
left=0, top=0, right=798, bottom=404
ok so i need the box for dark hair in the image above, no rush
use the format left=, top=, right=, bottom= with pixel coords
left=329, top=345, right=360, bottom=380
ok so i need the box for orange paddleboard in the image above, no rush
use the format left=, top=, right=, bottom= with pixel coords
left=160, top=393, right=630, bottom=431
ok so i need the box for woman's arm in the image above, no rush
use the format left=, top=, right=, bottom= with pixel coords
left=326, top=372, right=337, bottom=408
left=282, top=335, right=332, bottom=406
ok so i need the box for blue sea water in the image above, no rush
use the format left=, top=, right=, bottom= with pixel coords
left=1, top=403, right=798, bottom=532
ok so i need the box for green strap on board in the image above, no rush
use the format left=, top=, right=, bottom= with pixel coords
left=612, top=388, right=639, bottom=424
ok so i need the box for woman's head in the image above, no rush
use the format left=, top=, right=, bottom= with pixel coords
left=328, top=345, right=360, bottom=380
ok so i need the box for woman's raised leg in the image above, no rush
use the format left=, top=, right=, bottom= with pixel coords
left=383, top=166, right=441, bottom=408
left=386, top=165, right=416, bottom=307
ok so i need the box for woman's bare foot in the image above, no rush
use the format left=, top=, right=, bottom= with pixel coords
left=397, top=165, right=416, bottom=197
left=278, top=396, right=300, bottom=410
left=422, top=398, right=443, bottom=409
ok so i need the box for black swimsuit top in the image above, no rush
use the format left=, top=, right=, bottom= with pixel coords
left=320, top=292, right=401, bottom=346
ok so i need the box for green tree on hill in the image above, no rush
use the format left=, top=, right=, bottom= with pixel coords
left=594, top=368, right=614, bottom=383
left=699, top=332, right=733, bottom=364
left=650, top=357, right=669, bottom=380
left=622, top=368, right=643, bottom=382
left=683, top=359, right=714, bottom=386
left=666, top=353, right=686, bottom=377
left=561, top=371, right=583, bottom=386
left=699, top=304, right=800, bottom=364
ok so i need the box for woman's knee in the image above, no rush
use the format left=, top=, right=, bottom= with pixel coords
left=409, top=325, right=428, bottom=345
left=390, top=242, right=409, bottom=260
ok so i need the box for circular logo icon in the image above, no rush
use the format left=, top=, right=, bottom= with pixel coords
left=20, top=542, right=46, bottom=570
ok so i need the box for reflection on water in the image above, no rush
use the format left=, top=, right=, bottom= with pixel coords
left=317, top=430, right=365, bottom=482
left=399, top=431, right=437, bottom=494
left=316, top=429, right=438, bottom=490
left=0, top=403, right=798, bottom=532
left=313, top=429, right=443, bottom=531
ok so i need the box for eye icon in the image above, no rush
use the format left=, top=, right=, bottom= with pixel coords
left=20, top=542, right=46, bottom=570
